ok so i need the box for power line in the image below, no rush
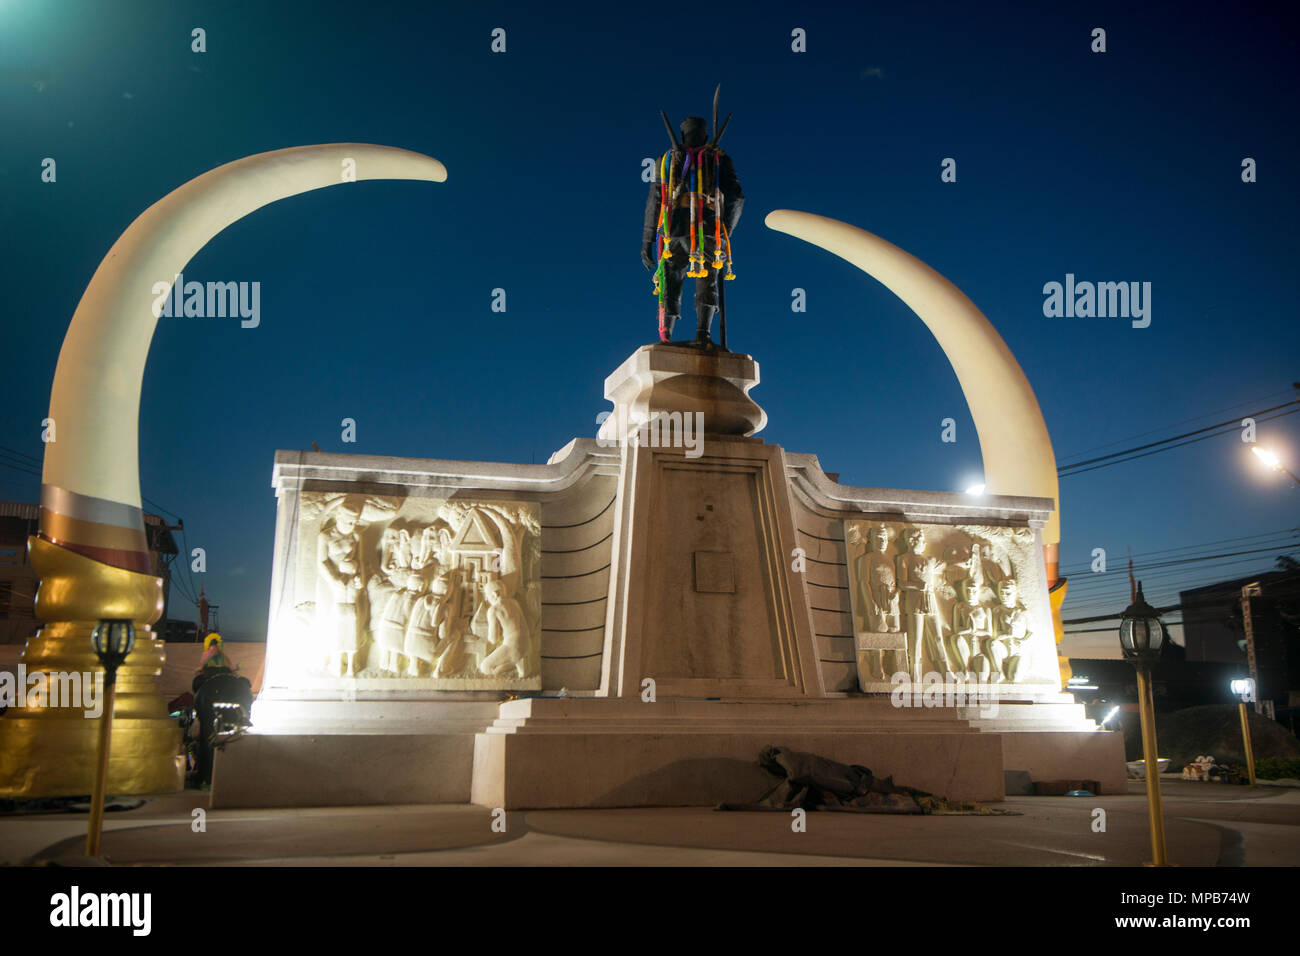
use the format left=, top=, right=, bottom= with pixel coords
left=1062, top=547, right=1299, bottom=606
left=141, top=495, right=183, bottom=522
left=2, top=444, right=187, bottom=520
left=1056, top=388, right=1298, bottom=462
left=1063, top=557, right=1299, bottom=617
left=0, top=455, right=40, bottom=479
left=1066, top=543, right=1297, bottom=586
left=1063, top=591, right=1289, bottom=627
left=1060, top=411, right=1299, bottom=478
left=1059, top=528, right=1299, bottom=576
left=1066, top=554, right=1297, bottom=602
left=0, top=448, right=37, bottom=461
left=1057, top=397, right=1298, bottom=468
left=0, top=444, right=41, bottom=466
left=1064, top=542, right=1300, bottom=591
left=1062, top=545, right=1298, bottom=594
left=1058, top=404, right=1299, bottom=477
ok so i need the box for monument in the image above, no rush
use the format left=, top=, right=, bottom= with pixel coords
left=230, top=335, right=1120, bottom=810
left=0, top=135, right=1123, bottom=810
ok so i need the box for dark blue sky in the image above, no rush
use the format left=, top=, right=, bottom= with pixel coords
left=3, top=1, right=1297, bottom=655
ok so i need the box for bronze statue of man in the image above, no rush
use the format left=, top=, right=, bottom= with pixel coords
left=642, top=89, right=744, bottom=347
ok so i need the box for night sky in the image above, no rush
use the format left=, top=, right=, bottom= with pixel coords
left=2, top=1, right=1297, bottom=656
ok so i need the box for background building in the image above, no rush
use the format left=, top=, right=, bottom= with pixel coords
left=1180, top=565, right=1300, bottom=718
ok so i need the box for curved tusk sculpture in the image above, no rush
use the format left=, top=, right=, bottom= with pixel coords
left=40, top=144, right=447, bottom=573
left=764, top=209, right=1061, bottom=583
left=3, top=144, right=446, bottom=799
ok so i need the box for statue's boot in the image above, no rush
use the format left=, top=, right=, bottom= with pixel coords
left=694, top=302, right=715, bottom=346
left=659, top=312, right=678, bottom=343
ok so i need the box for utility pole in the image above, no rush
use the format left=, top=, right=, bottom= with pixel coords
left=1240, top=581, right=1274, bottom=720
left=160, top=519, right=184, bottom=641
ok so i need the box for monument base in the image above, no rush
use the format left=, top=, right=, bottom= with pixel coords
left=212, top=733, right=478, bottom=808
left=214, top=700, right=502, bottom=808
left=469, top=697, right=1125, bottom=808
left=215, top=693, right=1124, bottom=809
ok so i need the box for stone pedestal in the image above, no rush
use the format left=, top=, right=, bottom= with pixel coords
left=599, top=344, right=820, bottom=699
left=597, top=343, right=766, bottom=442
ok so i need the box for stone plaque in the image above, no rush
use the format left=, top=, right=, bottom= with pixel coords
left=693, top=550, right=736, bottom=593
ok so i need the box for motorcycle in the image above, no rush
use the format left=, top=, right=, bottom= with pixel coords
left=180, top=667, right=254, bottom=787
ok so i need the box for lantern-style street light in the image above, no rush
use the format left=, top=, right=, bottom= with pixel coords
left=1230, top=678, right=1258, bottom=785
left=86, top=619, right=136, bottom=857
left=1119, top=582, right=1168, bottom=866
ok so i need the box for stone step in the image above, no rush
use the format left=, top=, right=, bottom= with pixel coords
left=484, top=718, right=979, bottom=735
left=249, top=698, right=502, bottom=735
left=973, top=722, right=1100, bottom=733
left=496, top=698, right=982, bottom=718
left=956, top=701, right=1096, bottom=732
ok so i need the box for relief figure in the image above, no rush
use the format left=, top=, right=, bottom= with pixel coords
left=849, top=523, right=902, bottom=680
left=985, top=578, right=1031, bottom=683
left=895, top=528, right=950, bottom=680
left=316, top=497, right=367, bottom=677
left=479, top=578, right=529, bottom=678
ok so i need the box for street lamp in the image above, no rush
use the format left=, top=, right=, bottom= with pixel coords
left=1230, top=678, right=1258, bottom=785
left=86, top=619, right=136, bottom=857
left=1251, top=446, right=1300, bottom=486
left=1119, top=582, right=1168, bottom=866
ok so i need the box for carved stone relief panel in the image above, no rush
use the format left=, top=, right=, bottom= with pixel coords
left=842, top=519, right=1055, bottom=692
left=272, top=492, right=542, bottom=690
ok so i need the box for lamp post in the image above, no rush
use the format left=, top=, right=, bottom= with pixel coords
left=1230, top=678, right=1258, bottom=785
left=87, top=619, right=136, bottom=857
left=1119, top=582, right=1168, bottom=867
left=1250, top=446, right=1300, bottom=486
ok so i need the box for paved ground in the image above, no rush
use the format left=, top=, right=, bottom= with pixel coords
left=2, top=779, right=1297, bottom=866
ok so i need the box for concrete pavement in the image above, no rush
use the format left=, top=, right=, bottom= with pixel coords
left=2, top=780, right=1297, bottom=866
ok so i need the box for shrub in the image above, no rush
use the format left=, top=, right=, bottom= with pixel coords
left=1254, top=756, right=1300, bottom=780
